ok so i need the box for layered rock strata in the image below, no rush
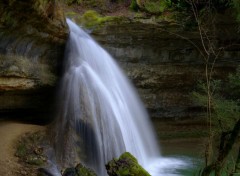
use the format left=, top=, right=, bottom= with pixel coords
left=0, top=0, right=68, bottom=120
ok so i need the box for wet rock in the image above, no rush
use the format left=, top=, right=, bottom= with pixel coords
left=106, top=152, right=150, bottom=176
left=0, top=0, right=68, bottom=120
left=38, top=168, right=56, bottom=176
left=62, top=163, right=97, bottom=176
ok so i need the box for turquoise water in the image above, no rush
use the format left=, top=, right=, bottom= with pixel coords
left=174, top=155, right=203, bottom=176
left=172, top=155, right=202, bottom=176
left=162, top=154, right=238, bottom=175
left=145, top=154, right=203, bottom=176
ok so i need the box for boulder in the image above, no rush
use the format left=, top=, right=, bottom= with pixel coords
left=63, top=163, right=97, bottom=176
left=106, top=152, right=150, bottom=176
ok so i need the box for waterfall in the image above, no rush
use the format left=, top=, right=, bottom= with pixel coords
left=52, top=19, right=187, bottom=176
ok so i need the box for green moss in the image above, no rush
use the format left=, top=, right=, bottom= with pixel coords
left=144, top=0, right=170, bottom=14
left=26, top=155, right=45, bottom=165
left=106, top=152, right=150, bottom=176
left=77, top=10, right=116, bottom=29
left=15, top=131, right=47, bottom=166
left=156, top=13, right=175, bottom=23
left=133, top=0, right=171, bottom=14
left=76, top=163, right=97, bottom=176
left=119, top=152, right=138, bottom=163
left=65, top=11, right=78, bottom=18
left=15, top=143, right=27, bottom=158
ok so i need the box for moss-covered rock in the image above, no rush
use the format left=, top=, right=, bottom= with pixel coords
left=131, top=0, right=170, bottom=14
left=15, top=131, right=47, bottom=166
left=66, top=10, right=124, bottom=30
left=63, top=163, right=97, bottom=176
left=106, top=152, right=150, bottom=176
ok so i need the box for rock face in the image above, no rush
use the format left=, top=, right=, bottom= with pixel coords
left=92, top=18, right=240, bottom=119
left=0, top=0, right=68, bottom=120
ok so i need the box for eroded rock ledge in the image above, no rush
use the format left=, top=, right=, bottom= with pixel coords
left=0, top=0, right=68, bottom=120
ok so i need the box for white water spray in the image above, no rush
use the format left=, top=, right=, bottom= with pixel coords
left=53, top=19, right=189, bottom=176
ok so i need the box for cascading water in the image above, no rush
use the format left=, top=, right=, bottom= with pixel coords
left=53, top=19, right=189, bottom=176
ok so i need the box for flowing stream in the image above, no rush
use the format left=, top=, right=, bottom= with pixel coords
left=53, top=19, right=191, bottom=176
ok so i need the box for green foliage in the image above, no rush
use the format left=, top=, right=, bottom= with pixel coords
left=213, top=98, right=239, bottom=131
left=169, top=0, right=233, bottom=19
left=130, top=0, right=139, bottom=11
left=228, top=66, right=240, bottom=96
left=192, top=67, right=240, bottom=132
left=106, top=152, right=150, bottom=176
left=231, top=0, right=240, bottom=22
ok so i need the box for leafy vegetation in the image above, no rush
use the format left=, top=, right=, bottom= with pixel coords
left=193, top=66, right=240, bottom=131
left=231, top=0, right=240, bottom=22
left=130, top=0, right=139, bottom=11
left=192, top=68, right=240, bottom=175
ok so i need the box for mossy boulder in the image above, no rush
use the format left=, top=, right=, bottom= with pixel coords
left=105, top=152, right=150, bottom=176
left=63, top=163, right=97, bottom=176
